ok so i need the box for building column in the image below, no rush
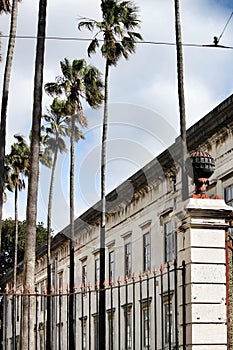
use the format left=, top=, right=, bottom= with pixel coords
left=177, top=198, right=232, bottom=349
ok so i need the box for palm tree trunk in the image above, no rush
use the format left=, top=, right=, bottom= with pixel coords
left=12, top=184, right=18, bottom=350
left=99, top=58, right=109, bottom=350
left=22, top=0, right=47, bottom=349
left=174, top=0, right=188, bottom=200
left=14, top=185, right=18, bottom=288
left=69, top=114, right=75, bottom=349
left=46, top=141, right=58, bottom=350
left=0, top=0, right=19, bottom=248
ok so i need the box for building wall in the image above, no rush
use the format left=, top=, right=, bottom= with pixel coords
left=2, top=93, right=233, bottom=348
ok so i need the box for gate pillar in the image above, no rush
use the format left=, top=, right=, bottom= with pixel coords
left=177, top=198, right=232, bottom=349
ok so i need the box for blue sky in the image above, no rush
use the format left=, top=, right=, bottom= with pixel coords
left=0, top=0, right=233, bottom=233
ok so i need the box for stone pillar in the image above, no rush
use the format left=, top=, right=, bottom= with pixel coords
left=177, top=198, right=232, bottom=349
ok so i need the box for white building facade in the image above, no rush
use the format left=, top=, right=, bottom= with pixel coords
left=1, top=93, right=233, bottom=349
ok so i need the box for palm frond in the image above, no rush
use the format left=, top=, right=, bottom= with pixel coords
left=88, top=38, right=100, bottom=57
left=78, top=20, right=95, bottom=31
left=0, top=0, right=11, bottom=14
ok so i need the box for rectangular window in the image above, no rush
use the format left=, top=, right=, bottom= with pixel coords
left=57, top=323, right=63, bottom=350
left=94, top=315, right=98, bottom=350
left=58, top=272, right=63, bottom=292
left=82, top=265, right=87, bottom=292
left=143, top=307, right=150, bottom=347
left=225, top=185, right=233, bottom=206
left=109, top=251, right=115, bottom=284
left=164, top=221, right=176, bottom=262
left=125, top=243, right=132, bottom=278
left=39, top=329, right=45, bottom=350
left=164, top=300, right=173, bottom=345
left=95, top=258, right=100, bottom=289
left=40, top=283, right=45, bottom=312
left=108, top=312, right=115, bottom=350
left=58, top=272, right=63, bottom=307
left=82, top=319, right=87, bottom=350
left=143, top=233, right=151, bottom=272
left=124, top=308, right=132, bottom=349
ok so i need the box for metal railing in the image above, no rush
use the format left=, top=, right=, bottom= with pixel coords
left=0, top=260, right=186, bottom=350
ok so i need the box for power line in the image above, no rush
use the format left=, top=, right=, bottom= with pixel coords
left=0, top=34, right=233, bottom=50
left=218, top=11, right=233, bottom=43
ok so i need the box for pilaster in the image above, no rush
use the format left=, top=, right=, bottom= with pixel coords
left=177, top=198, right=232, bottom=349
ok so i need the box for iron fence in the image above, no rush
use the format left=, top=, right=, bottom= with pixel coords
left=0, top=261, right=186, bottom=350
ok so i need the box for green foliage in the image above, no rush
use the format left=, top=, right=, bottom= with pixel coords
left=4, top=134, right=30, bottom=192
left=78, top=0, right=143, bottom=66
left=44, top=58, right=104, bottom=115
left=0, top=0, right=11, bottom=14
left=0, top=219, right=47, bottom=277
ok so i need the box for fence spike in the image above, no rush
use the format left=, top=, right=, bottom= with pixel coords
left=132, top=272, right=136, bottom=281
left=27, top=284, right=31, bottom=293
left=5, top=283, right=9, bottom=293
left=88, top=281, right=91, bottom=290
left=139, top=271, right=142, bottom=280
left=146, top=269, right=150, bottom=278
left=117, top=276, right=121, bottom=286
left=125, top=275, right=128, bottom=284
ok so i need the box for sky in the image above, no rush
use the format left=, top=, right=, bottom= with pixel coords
left=0, top=0, right=233, bottom=234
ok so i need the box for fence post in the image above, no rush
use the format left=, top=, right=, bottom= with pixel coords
left=177, top=198, right=232, bottom=349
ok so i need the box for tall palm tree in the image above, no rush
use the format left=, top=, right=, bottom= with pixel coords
left=5, top=135, right=29, bottom=350
left=41, top=97, right=84, bottom=349
left=41, top=98, right=68, bottom=256
left=174, top=0, right=188, bottom=200
left=0, top=0, right=22, bottom=248
left=22, top=0, right=48, bottom=349
left=45, top=58, right=103, bottom=349
left=5, top=135, right=30, bottom=288
left=78, top=1, right=142, bottom=346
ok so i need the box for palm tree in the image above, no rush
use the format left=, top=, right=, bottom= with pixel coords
left=5, top=135, right=29, bottom=349
left=0, top=0, right=22, bottom=248
left=174, top=0, right=188, bottom=201
left=0, top=0, right=10, bottom=13
left=41, top=98, right=69, bottom=240
left=5, top=135, right=30, bottom=288
left=45, top=58, right=103, bottom=348
left=22, top=0, right=48, bottom=349
left=41, top=97, right=84, bottom=349
left=78, top=1, right=142, bottom=346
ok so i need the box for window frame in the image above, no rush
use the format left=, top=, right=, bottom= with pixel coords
left=124, top=242, right=132, bottom=279
left=143, top=232, right=151, bottom=272
left=109, top=250, right=115, bottom=285
left=95, top=258, right=100, bottom=290
left=164, top=221, right=176, bottom=263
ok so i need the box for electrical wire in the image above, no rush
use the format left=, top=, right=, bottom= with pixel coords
left=0, top=34, right=233, bottom=50
left=218, top=11, right=233, bottom=43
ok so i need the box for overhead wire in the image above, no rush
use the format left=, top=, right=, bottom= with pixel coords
left=0, top=34, right=233, bottom=50
left=218, top=11, right=233, bottom=43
